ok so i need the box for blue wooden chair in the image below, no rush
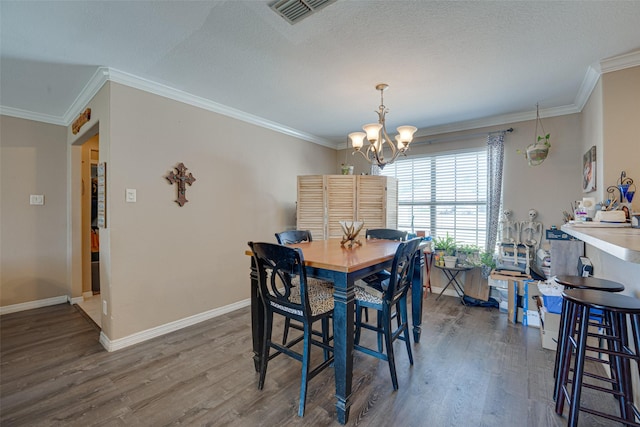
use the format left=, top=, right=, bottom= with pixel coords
left=354, top=237, right=420, bottom=390
left=365, top=228, right=408, bottom=242
left=248, top=241, right=334, bottom=417
left=275, top=229, right=313, bottom=245
left=275, top=230, right=334, bottom=345
left=359, top=229, right=408, bottom=321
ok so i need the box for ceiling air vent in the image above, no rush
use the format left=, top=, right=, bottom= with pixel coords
left=269, top=0, right=338, bottom=25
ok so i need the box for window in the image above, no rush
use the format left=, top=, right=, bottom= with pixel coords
left=378, top=148, right=488, bottom=248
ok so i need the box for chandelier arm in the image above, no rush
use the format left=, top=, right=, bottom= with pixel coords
left=379, top=116, right=398, bottom=158
left=352, top=149, right=371, bottom=162
left=369, top=143, right=385, bottom=165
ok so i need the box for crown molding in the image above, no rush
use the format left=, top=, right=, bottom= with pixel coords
left=336, top=103, right=582, bottom=150
left=573, top=65, right=601, bottom=113
left=5, top=50, right=638, bottom=148
left=411, top=103, right=580, bottom=141
left=0, top=105, right=67, bottom=126
left=600, top=50, right=640, bottom=74
left=62, top=67, right=110, bottom=125
left=105, top=68, right=336, bottom=148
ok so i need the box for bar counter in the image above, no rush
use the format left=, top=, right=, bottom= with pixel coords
left=561, top=223, right=640, bottom=264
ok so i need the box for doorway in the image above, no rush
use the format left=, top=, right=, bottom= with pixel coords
left=76, top=134, right=102, bottom=327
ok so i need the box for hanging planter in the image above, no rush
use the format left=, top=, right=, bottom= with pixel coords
left=519, top=104, right=551, bottom=166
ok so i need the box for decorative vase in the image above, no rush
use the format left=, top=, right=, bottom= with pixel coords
left=443, top=256, right=457, bottom=268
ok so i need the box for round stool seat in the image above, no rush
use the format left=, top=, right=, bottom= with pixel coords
left=555, top=275, right=625, bottom=292
left=562, top=288, right=640, bottom=313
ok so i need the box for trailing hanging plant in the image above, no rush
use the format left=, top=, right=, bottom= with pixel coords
left=518, top=103, right=551, bottom=166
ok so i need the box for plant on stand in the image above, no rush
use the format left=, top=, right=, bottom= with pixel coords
left=457, top=244, right=480, bottom=266
left=434, top=233, right=457, bottom=268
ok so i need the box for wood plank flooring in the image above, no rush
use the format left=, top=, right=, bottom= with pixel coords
left=1, top=295, right=625, bottom=426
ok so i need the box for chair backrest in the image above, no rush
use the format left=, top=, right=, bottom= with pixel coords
left=248, top=241, right=310, bottom=320
left=275, top=230, right=313, bottom=245
left=384, top=238, right=422, bottom=303
left=366, top=228, right=407, bottom=241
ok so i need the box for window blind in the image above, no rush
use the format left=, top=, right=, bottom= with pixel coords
left=378, top=148, right=488, bottom=248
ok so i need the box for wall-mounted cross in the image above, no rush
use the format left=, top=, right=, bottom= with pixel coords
left=166, top=162, right=196, bottom=207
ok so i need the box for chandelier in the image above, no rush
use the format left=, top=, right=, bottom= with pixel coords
left=348, top=83, right=417, bottom=169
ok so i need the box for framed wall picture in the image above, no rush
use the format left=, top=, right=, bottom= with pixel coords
left=583, top=146, right=596, bottom=192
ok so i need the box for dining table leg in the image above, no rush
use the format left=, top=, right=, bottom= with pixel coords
left=331, top=272, right=354, bottom=424
left=411, top=250, right=424, bottom=343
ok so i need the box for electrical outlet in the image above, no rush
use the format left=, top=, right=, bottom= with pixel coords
left=103, top=300, right=108, bottom=315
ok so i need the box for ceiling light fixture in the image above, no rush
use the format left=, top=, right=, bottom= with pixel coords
left=348, top=83, right=417, bottom=169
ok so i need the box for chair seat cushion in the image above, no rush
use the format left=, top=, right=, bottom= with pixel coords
left=288, top=281, right=334, bottom=316
left=355, top=285, right=383, bottom=305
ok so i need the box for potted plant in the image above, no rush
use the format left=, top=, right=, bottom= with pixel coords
left=479, top=250, right=497, bottom=279
left=434, top=233, right=457, bottom=268
left=518, top=104, right=551, bottom=166
left=526, top=133, right=550, bottom=164
left=341, top=163, right=354, bottom=175
left=456, top=244, right=479, bottom=265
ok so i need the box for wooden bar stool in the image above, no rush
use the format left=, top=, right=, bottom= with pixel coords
left=555, top=289, right=640, bottom=427
left=552, top=276, right=625, bottom=402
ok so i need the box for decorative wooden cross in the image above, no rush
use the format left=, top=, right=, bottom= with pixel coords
left=166, top=162, right=196, bottom=207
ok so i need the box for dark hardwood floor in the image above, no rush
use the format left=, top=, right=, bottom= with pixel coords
left=1, top=294, right=624, bottom=426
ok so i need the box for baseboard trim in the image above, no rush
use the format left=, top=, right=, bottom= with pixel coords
left=99, top=298, right=251, bottom=352
left=69, top=296, right=84, bottom=305
left=0, top=295, right=69, bottom=315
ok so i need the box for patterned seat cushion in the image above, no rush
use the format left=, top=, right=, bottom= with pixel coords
left=354, top=285, right=383, bottom=305
left=288, top=281, right=334, bottom=316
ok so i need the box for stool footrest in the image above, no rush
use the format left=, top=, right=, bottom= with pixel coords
left=583, top=343, right=639, bottom=361
left=581, top=381, right=624, bottom=397
left=579, top=405, right=640, bottom=427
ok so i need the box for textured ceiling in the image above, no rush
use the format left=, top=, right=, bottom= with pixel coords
left=1, top=1, right=640, bottom=147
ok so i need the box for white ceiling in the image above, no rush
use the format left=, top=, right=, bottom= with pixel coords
left=2, top=1, right=640, bottom=148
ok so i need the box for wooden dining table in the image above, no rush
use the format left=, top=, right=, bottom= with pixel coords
left=247, top=237, right=424, bottom=424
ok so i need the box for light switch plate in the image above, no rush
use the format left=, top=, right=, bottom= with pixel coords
left=125, top=188, right=136, bottom=203
left=30, top=194, right=44, bottom=205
